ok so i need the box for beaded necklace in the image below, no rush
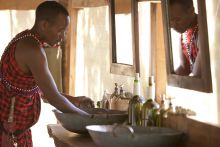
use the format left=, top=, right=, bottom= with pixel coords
left=0, top=30, right=43, bottom=93
left=182, top=24, right=198, bottom=72
left=1, top=30, right=43, bottom=57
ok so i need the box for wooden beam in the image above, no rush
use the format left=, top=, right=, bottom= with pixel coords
left=0, top=0, right=108, bottom=10
left=138, top=0, right=161, bottom=2
left=0, top=0, right=44, bottom=10
left=115, top=0, right=131, bottom=14
left=62, top=0, right=78, bottom=95
left=155, top=3, right=167, bottom=102
left=61, top=0, right=69, bottom=94
left=132, top=0, right=140, bottom=74
left=70, top=0, right=107, bottom=8
left=150, top=3, right=156, bottom=76
left=68, top=7, right=77, bottom=96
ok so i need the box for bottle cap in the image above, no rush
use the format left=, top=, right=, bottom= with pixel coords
left=135, top=73, right=140, bottom=81
left=149, top=76, right=154, bottom=85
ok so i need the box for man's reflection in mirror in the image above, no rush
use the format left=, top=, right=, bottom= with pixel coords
left=169, top=0, right=201, bottom=77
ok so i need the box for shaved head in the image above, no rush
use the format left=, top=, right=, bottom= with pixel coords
left=32, top=1, right=70, bottom=46
left=169, top=0, right=193, bottom=10
left=35, top=1, right=69, bottom=24
left=169, top=0, right=196, bottom=33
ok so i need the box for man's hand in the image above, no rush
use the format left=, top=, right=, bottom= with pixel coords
left=76, top=96, right=95, bottom=108
left=62, top=93, right=95, bottom=108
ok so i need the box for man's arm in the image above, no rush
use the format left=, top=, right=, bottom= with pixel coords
left=175, top=48, right=190, bottom=75
left=189, top=34, right=201, bottom=77
left=16, top=38, right=89, bottom=115
left=189, top=50, right=201, bottom=77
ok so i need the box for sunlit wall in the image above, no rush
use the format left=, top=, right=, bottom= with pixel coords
left=0, top=10, right=35, bottom=56
left=75, top=4, right=152, bottom=102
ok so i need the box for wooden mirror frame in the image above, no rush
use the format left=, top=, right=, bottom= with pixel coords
left=109, top=0, right=140, bottom=76
left=161, top=0, right=212, bottom=92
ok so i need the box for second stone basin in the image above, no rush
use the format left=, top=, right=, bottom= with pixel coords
left=86, top=125, right=184, bottom=147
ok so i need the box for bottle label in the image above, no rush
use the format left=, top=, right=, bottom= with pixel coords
left=147, top=85, right=155, bottom=100
left=133, top=82, right=140, bottom=96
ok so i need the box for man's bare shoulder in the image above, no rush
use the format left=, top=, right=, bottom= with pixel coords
left=16, top=37, right=43, bottom=54
left=15, top=37, right=46, bottom=74
left=16, top=37, right=44, bottom=58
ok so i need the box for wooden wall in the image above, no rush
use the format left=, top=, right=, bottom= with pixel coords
left=163, top=114, right=220, bottom=147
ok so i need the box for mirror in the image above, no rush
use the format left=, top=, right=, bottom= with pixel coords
left=162, top=0, right=212, bottom=92
left=170, top=0, right=199, bottom=77
left=109, top=0, right=140, bottom=76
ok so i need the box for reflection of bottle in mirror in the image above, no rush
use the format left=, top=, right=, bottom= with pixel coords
left=128, top=73, right=142, bottom=126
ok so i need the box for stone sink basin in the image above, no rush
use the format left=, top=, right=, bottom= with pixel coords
left=86, top=125, right=183, bottom=147
left=53, top=108, right=127, bottom=134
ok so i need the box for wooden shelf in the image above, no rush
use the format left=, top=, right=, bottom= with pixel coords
left=47, top=124, right=97, bottom=147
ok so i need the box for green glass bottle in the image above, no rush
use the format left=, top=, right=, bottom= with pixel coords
left=128, top=95, right=142, bottom=126
left=141, top=99, right=154, bottom=127
left=128, top=73, right=142, bottom=126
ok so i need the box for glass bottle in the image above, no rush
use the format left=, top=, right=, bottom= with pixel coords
left=101, top=90, right=109, bottom=109
left=141, top=76, right=157, bottom=127
left=133, top=73, right=141, bottom=96
left=128, top=73, right=142, bottom=126
left=109, top=83, right=119, bottom=110
left=146, top=76, right=155, bottom=100
left=128, top=95, right=142, bottom=126
left=141, top=99, right=154, bottom=127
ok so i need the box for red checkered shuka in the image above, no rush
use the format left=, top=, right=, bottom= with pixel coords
left=0, top=30, right=42, bottom=147
left=181, top=24, right=199, bottom=70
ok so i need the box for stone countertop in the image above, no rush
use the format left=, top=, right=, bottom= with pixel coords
left=47, top=124, right=98, bottom=147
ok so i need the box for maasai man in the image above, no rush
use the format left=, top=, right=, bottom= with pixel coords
left=0, top=1, right=94, bottom=146
left=169, top=0, right=201, bottom=77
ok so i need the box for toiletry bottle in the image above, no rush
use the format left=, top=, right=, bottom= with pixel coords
left=109, top=83, right=119, bottom=110
left=133, top=73, right=141, bottom=96
left=96, top=101, right=101, bottom=108
left=128, top=73, right=142, bottom=126
left=147, top=76, right=155, bottom=101
left=101, top=90, right=109, bottom=109
left=141, top=76, right=156, bottom=127
left=117, top=85, right=130, bottom=111
left=119, top=85, right=125, bottom=98
left=167, top=97, right=174, bottom=113
left=141, top=99, right=154, bottom=127
left=155, top=94, right=166, bottom=127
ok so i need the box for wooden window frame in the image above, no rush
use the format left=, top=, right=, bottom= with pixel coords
left=109, top=0, right=140, bottom=77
